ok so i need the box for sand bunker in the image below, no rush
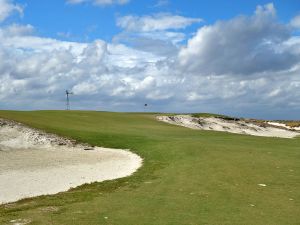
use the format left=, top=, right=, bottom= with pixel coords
left=0, top=119, right=142, bottom=204
left=157, top=115, right=299, bottom=138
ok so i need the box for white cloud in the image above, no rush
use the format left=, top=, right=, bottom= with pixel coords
left=290, top=15, right=300, bottom=29
left=0, top=3, right=300, bottom=119
left=117, top=13, right=202, bottom=32
left=178, top=3, right=297, bottom=75
left=115, top=13, right=201, bottom=56
left=153, top=0, right=169, bottom=8
left=113, top=30, right=185, bottom=56
left=255, top=2, right=276, bottom=18
left=0, top=0, right=23, bottom=22
left=72, top=82, right=99, bottom=95
left=1, top=24, right=34, bottom=36
left=66, top=0, right=130, bottom=6
left=0, top=27, right=87, bottom=54
left=67, top=0, right=86, bottom=3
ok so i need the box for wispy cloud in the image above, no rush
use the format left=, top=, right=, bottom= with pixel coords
left=290, top=14, right=300, bottom=29
left=117, top=13, right=202, bottom=32
left=153, top=0, right=169, bottom=8
left=0, top=0, right=23, bottom=22
left=66, top=0, right=130, bottom=6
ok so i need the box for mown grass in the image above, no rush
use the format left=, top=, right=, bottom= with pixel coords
left=0, top=110, right=299, bottom=225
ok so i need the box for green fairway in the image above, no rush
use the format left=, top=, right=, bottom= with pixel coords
left=0, top=110, right=299, bottom=225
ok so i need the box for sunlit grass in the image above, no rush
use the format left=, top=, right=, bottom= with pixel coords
left=0, top=110, right=299, bottom=225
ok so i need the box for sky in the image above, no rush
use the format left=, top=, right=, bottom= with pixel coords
left=0, top=0, right=300, bottom=119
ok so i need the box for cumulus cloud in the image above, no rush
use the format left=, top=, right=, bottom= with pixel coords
left=0, top=3, right=300, bottom=119
left=117, top=13, right=202, bottom=32
left=290, top=14, right=300, bottom=29
left=1, top=23, right=34, bottom=36
left=0, top=25, right=168, bottom=109
left=178, top=3, right=299, bottom=75
left=0, top=0, right=23, bottom=22
left=115, top=13, right=201, bottom=56
left=113, top=31, right=184, bottom=56
left=67, top=0, right=130, bottom=6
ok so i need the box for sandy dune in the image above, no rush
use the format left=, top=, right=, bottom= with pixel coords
left=0, top=119, right=142, bottom=204
left=157, top=115, right=299, bottom=138
left=267, top=121, right=300, bottom=131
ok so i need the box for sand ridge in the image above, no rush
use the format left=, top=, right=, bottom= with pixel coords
left=267, top=121, right=300, bottom=131
left=157, top=115, right=300, bottom=138
left=0, top=118, right=142, bottom=204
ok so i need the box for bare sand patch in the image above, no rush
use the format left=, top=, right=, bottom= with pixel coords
left=0, top=119, right=142, bottom=204
left=267, top=121, right=300, bottom=131
left=157, top=115, right=299, bottom=138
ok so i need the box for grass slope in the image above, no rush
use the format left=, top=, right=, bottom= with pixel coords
left=0, top=110, right=299, bottom=225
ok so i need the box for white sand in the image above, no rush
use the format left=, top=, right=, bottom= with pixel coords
left=157, top=115, right=299, bottom=138
left=0, top=119, right=142, bottom=204
left=267, top=121, right=300, bottom=131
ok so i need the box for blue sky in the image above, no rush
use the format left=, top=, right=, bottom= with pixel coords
left=0, top=0, right=300, bottom=119
left=11, top=0, right=300, bottom=41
